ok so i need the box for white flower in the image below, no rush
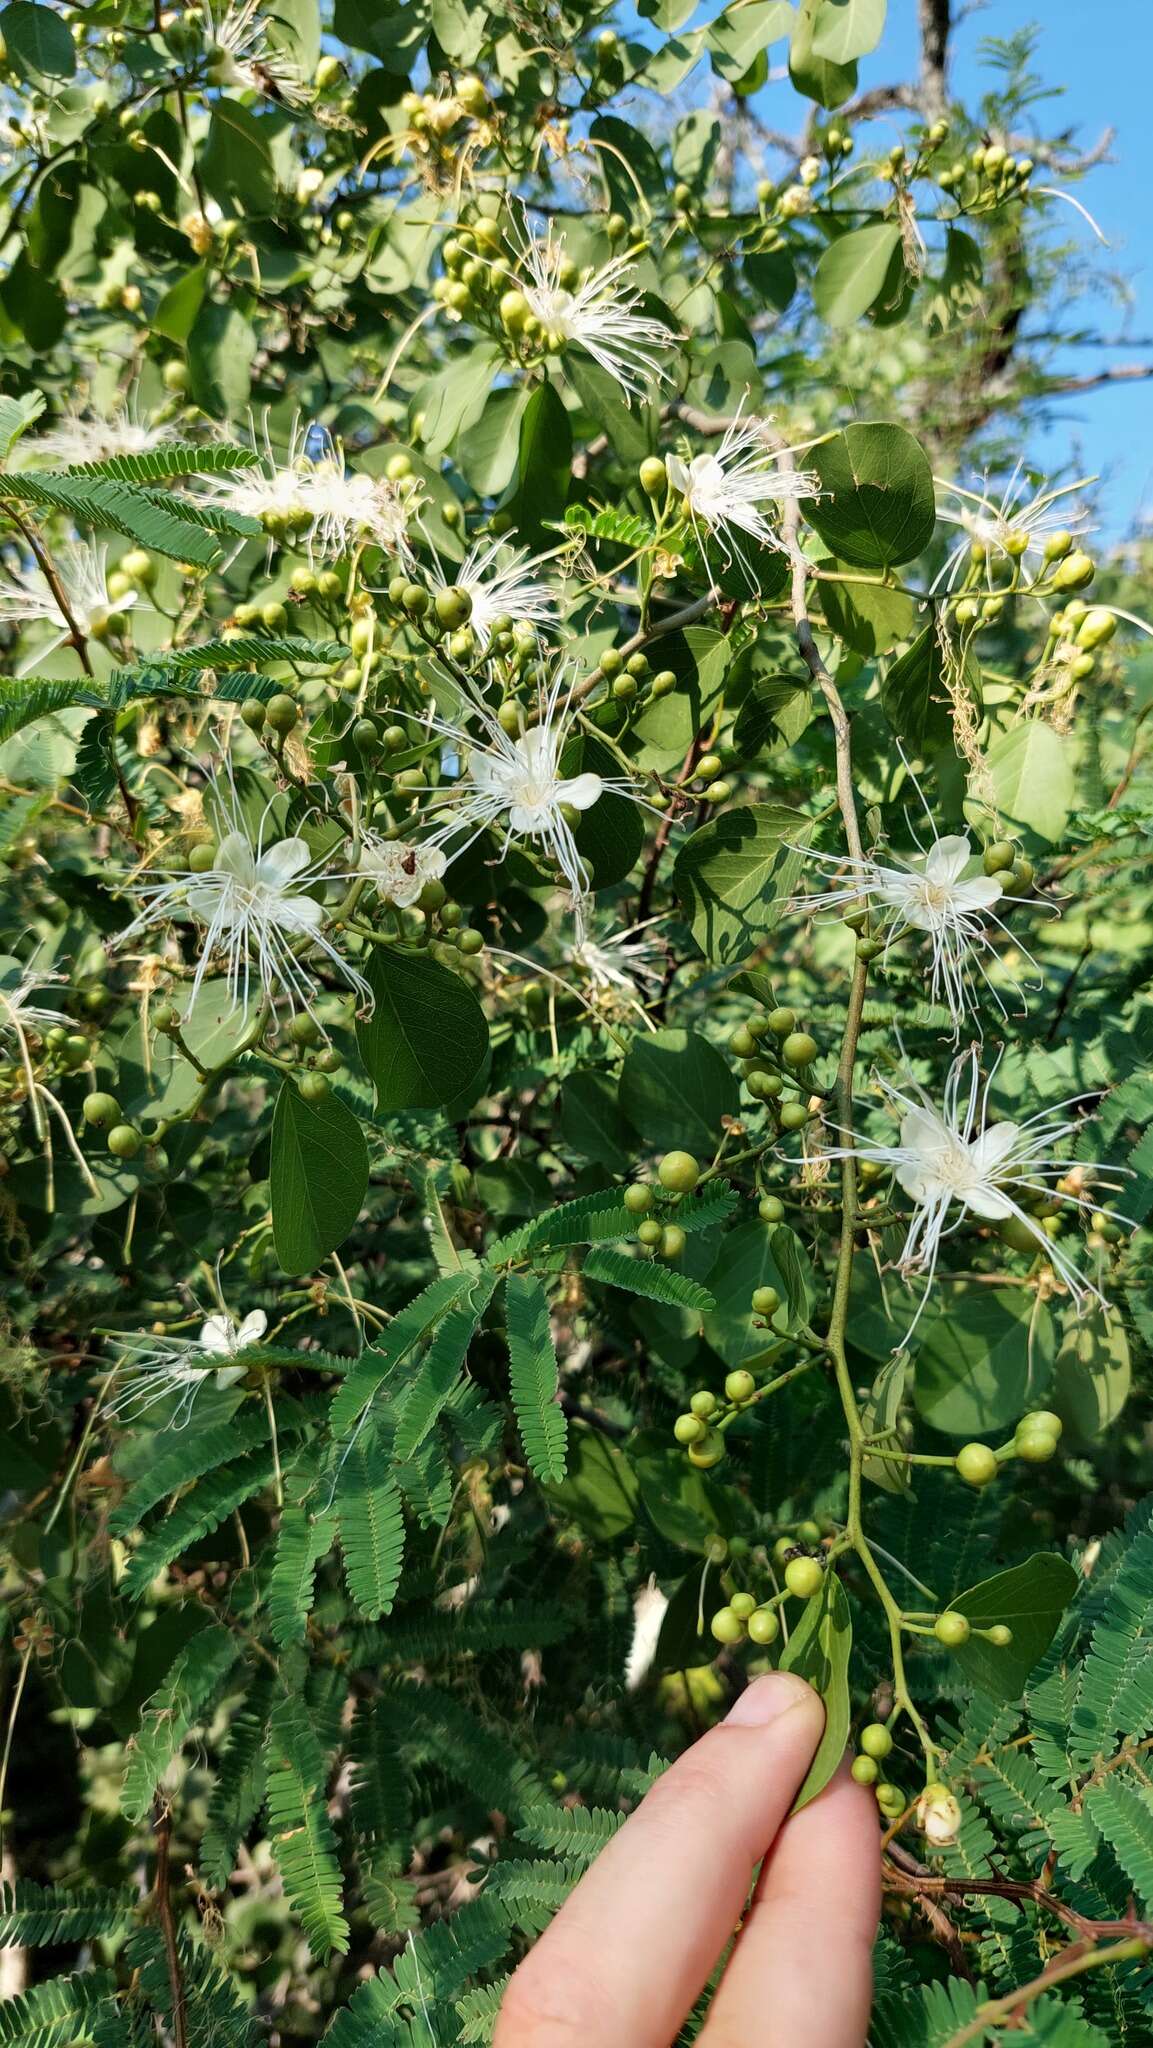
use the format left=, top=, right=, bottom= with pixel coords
left=625, top=1577, right=669, bottom=1693
left=0, top=955, right=70, bottom=1043
left=202, top=0, right=309, bottom=104
left=107, top=1308, right=267, bottom=1424
left=510, top=205, right=678, bottom=403
left=114, top=778, right=368, bottom=1023
left=568, top=920, right=664, bottom=1004
left=791, top=831, right=1017, bottom=1035
left=418, top=661, right=637, bottom=938
left=916, top=1786, right=962, bottom=1846
left=834, top=1049, right=1125, bottom=1342
left=933, top=465, right=1093, bottom=592
left=203, top=418, right=421, bottom=562
left=0, top=541, right=144, bottom=673
left=358, top=837, right=447, bottom=909
left=28, top=397, right=173, bottom=469
left=666, top=404, right=821, bottom=577
left=433, top=534, right=558, bottom=651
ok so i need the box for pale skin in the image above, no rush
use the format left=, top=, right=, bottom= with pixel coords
left=494, top=1673, right=881, bottom=2048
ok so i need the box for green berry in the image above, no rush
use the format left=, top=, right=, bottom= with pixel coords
left=658, top=1150, right=700, bottom=1194
left=860, top=1723, right=893, bottom=1760
left=317, top=1048, right=343, bottom=1073
left=299, top=1072, right=331, bottom=1104
left=458, top=928, right=485, bottom=956
left=402, top=582, right=430, bottom=615
left=674, top=1413, right=704, bottom=1446
left=1050, top=550, right=1095, bottom=592
left=766, top=1007, right=796, bottom=1036
left=624, top=1182, right=653, bottom=1214
left=1015, top=1426, right=1058, bottom=1464
left=1076, top=606, right=1116, bottom=650
left=758, top=1196, right=785, bottom=1223
left=729, top=1591, right=757, bottom=1621
left=82, top=1091, right=120, bottom=1129
left=1022, top=1409, right=1063, bottom=1440
left=851, top=1754, right=879, bottom=1786
left=751, top=1285, right=780, bottom=1317
left=266, top=693, right=299, bottom=735
left=876, top=1783, right=904, bottom=1817
left=782, top=1031, right=817, bottom=1068
left=988, top=1624, right=1013, bottom=1648
left=188, top=842, right=217, bottom=873
left=289, top=1013, right=322, bottom=1046
left=779, top=1102, right=809, bottom=1132
left=724, top=1369, right=756, bottom=1405
left=710, top=1606, right=744, bottom=1645
left=690, top=1390, right=718, bottom=1419
left=956, top=1442, right=998, bottom=1488
left=107, top=1124, right=142, bottom=1160
left=729, top=1025, right=757, bottom=1058
left=983, top=839, right=1017, bottom=876
left=639, top=456, right=666, bottom=496
left=434, top=585, right=472, bottom=630
left=637, top=1218, right=663, bottom=1247
left=687, top=1433, right=725, bottom=1468
left=240, top=699, right=267, bottom=732
left=934, top=1611, right=971, bottom=1648
left=747, top=1607, right=780, bottom=1646
left=784, top=1556, right=824, bottom=1599
left=660, top=1223, right=686, bottom=1259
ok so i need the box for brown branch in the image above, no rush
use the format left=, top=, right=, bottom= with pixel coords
left=1042, top=362, right=1153, bottom=395
left=917, top=0, right=951, bottom=121
left=152, top=1801, right=188, bottom=2048
left=885, top=1845, right=1153, bottom=1948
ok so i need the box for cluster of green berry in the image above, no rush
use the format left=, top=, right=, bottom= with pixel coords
left=954, top=1409, right=1064, bottom=1486
left=728, top=1005, right=820, bottom=1131
left=624, top=1149, right=703, bottom=1265
left=936, top=137, right=1034, bottom=209
left=708, top=1532, right=827, bottom=1648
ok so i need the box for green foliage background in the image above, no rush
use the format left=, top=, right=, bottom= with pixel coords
left=0, top=0, right=1151, bottom=2041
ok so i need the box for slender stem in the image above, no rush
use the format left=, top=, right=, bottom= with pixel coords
left=152, top=1800, right=188, bottom=2048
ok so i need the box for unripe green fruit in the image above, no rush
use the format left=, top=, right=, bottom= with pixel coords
left=435, top=585, right=472, bottom=629
left=758, top=1196, right=785, bottom=1223
left=954, top=596, right=979, bottom=624
left=1008, top=857, right=1034, bottom=892
left=121, top=547, right=156, bottom=587
left=611, top=674, right=637, bottom=702
left=983, top=839, right=1016, bottom=876
left=748, top=1071, right=783, bottom=1103
left=1076, top=607, right=1116, bottom=649
left=349, top=618, right=375, bottom=658
left=747, top=1607, right=780, bottom=1646
left=782, top=1030, right=817, bottom=1069
left=660, top=1223, right=686, bottom=1259
left=876, top=1783, right=904, bottom=1817
left=188, top=842, right=218, bottom=873
left=82, top=1091, right=120, bottom=1128
left=988, top=1624, right=1013, bottom=1647
left=1015, top=1427, right=1058, bottom=1464
left=261, top=600, right=287, bottom=630
left=61, top=1033, right=89, bottom=1068
left=674, top=1413, right=704, bottom=1445
left=440, top=901, right=463, bottom=929
left=458, top=928, right=485, bottom=956
left=497, top=701, right=523, bottom=736
left=751, top=1285, right=780, bottom=1316
left=637, top=1219, right=663, bottom=1246
left=658, top=1150, right=700, bottom=1194
left=710, top=1606, right=744, bottom=1645
left=729, top=1025, right=757, bottom=1057
left=1023, top=1410, right=1063, bottom=1439
left=725, top=1369, right=756, bottom=1404
left=318, top=571, right=344, bottom=599
left=500, top=288, right=530, bottom=334
left=851, top=1755, right=879, bottom=1785
left=687, top=1433, right=725, bottom=1468
left=353, top=718, right=378, bottom=750
left=796, top=1520, right=823, bottom=1545
left=624, top=1183, right=653, bottom=1215
left=289, top=1012, right=322, bottom=1046
left=299, top=1072, right=331, bottom=1104
left=1050, top=550, right=1095, bottom=592
left=162, top=358, right=190, bottom=392
left=934, top=1611, right=971, bottom=1648
left=153, top=1002, right=181, bottom=1033
left=626, top=651, right=650, bottom=679
left=266, top=694, right=299, bottom=735
left=651, top=669, right=677, bottom=698
left=766, top=1006, right=796, bottom=1037
left=394, top=768, right=427, bottom=792
left=779, top=1102, right=809, bottom=1132
left=856, top=936, right=882, bottom=963
left=859, top=1722, right=893, bottom=1760
left=690, top=1390, right=718, bottom=1419
left=784, top=1556, right=824, bottom=1599
left=383, top=725, right=408, bottom=752
left=107, top=1124, right=142, bottom=1159
left=729, top=1591, right=757, bottom=1621
left=403, top=582, right=430, bottom=616
left=956, top=1442, right=998, bottom=1487
left=707, top=780, right=733, bottom=803
left=639, top=455, right=666, bottom=496
left=240, top=699, right=266, bottom=732
left=317, top=1048, right=343, bottom=1073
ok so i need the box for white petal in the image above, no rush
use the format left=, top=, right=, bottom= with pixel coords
left=953, top=875, right=1004, bottom=911
left=214, top=1364, right=248, bottom=1389
left=256, top=837, right=313, bottom=889
left=556, top=771, right=603, bottom=812
left=969, top=1122, right=1020, bottom=1177
left=236, top=1309, right=268, bottom=1345
left=214, top=831, right=257, bottom=886
left=199, top=1312, right=237, bottom=1355
left=923, top=834, right=972, bottom=884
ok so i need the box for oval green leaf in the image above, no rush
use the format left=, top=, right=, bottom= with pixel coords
left=357, top=948, right=489, bottom=1114
left=270, top=1081, right=369, bottom=1276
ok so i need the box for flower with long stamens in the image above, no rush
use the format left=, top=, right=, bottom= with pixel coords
left=106, top=1308, right=267, bottom=1425
left=666, top=404, right=822, bottom=578
left=414, top=662, right=640, bottom=938
left=431, top=534, right=558, bottom=651
left=932, top=466, right=1094, bottom=593
left=568, top=919, right=665, bottom=1005
left=0, top=541, right=144, bottom=673
left=203, top=418, right=422, bottom=561
left=113, top=778, right=369, bottom=1022
left=27, top=397, right=174, bottom=469
left=829, top=1048, right=1125, bottom=1343
left=202, top=0, right=310, bottom=105
left=791, top=831, right=1024, bottom=1035
left=0, top=953, right=71, bottom=1140
left=509, top=205, right=678, bottom=403
left=358, top=837, right=447, bottom=909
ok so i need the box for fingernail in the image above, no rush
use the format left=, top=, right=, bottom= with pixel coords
left=723, top=1673, right=821, bottom=1728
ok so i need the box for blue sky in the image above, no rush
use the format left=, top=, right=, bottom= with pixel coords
left=857, top=0, right=1153, bottom=539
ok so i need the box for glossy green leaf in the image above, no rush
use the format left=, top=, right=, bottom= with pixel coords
left=952, top=1554, right=1079, bottom=1701
left=812, top=223, right=902, bottom=327
left=674, top=803, right=813, bottom=964
left=270, top=1082, right=369, bottom=1275
left=805, top=422, right=936, bottom=568
left=356, top=948, right=489, bottom=1114
left=915, top=1286, right=1055, bottom=1437
left=982, top=722, right=1075, bottom=845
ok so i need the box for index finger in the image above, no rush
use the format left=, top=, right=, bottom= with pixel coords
left=493, top=1673, right=825, bottom=2048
